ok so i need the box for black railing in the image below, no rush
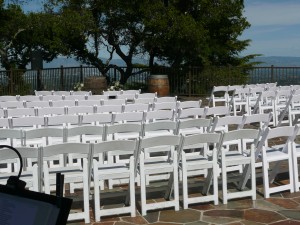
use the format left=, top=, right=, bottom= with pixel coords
left=1, top=65, right=300, bottom=96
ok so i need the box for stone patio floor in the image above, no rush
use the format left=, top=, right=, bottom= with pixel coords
left=67, top=172, right=300, bottom=225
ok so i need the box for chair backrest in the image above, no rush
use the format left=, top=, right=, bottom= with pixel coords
left=155, top=96, right=177, bottom=103
left=180, top=132, right=222, bottom=158
left=104, top=123, right=144, bottom=141
left=0, top=118, right=10, bottom=128
left=42, top=95, right=63, bottom=101
left=204, top=106, right=231, bottom=118
left=23, top=127, right=64, bottom=146
left=143, top=120, right=177, bottom=137
left=102, top=90, right=122, bottom=96
left=133, top=97, right=155, bottom=104
left=81, top=113, right=113, bottom=125
left=87, top=95, right=108, bottom=100
left=66, top=106, right=94, bottom=115
left=144, top=109, right=175, bottom=122
left=0, top=101, right=25, bottom=109
left=116, top=94, right=136, bottom=100
left=53, top=91, right=71, bottom=96
left=6, top=107, right=37, bottom=118
left=101, top=99, right=126, bottom=105
left=18, top=95, right=41, bottom=102
left=37, top=106, right=66, bottom=116
left=218, top=129, right=261, bottom=157
left=176, top=118, right=212, bottom=135
left=77, top=100, right=101, bottom=107
left=95, top=104, right=123, bottom=113
left=0, top=95, right=18, bottom=102
left=25, top=100, right=50, bottom=108
left=177, top=107, right=206, bottom=120
left=65, top=125, right=105, bottom=143
left=152, top=102, right=178, bottom=111
left=35, top=90, right=53, bottom=96
left=92, top=139, right=137, bottom=155
left=50, top=100, right=77, bottom=107
left=64, top=95, right=87, bottom=101
left=112, top=111, right=145, bottom=123
left=123, top=103, right=150, bottom=112
left=209, top=115, right=244, bottom=133
left=72, top=91, right=92, bottom=96
left=176, top=100, right=202, bottom=109
left=238, top=113, right=272, bottom=130
left=11, top=116, right=46, bottom=129
left=121, top=89, right=141, bottom=95
left=0, top=128, right=23, bottom=146
left=136, top=93, right=157, bottom=99
left=46, top=114, right=80, bottom=127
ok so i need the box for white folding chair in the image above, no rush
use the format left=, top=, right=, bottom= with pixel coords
left=41, top=143, right=91, bottom=223
left=0, top=95, right=18, bottom=101
left=72, top=91, right=91, bottom=96
left=92, top=140, right=137, bottom=221
left=257, top=126, right=298, bottom=198
left=209, top=115, right=244, bottom=133
left=217, top=129, right=260, bottom=204
left=253, top=91, right=277, bottom=125
left=176, top=118, right=212, bottom=136
left=292, top=128, right=300, bottom=191
left=208, top=85, right=229, bottom=107
left=143, top=120, right=177, bottom=138
left=0, top=146, right=39, bottom=191
left=229, top=88, right=250, bottom=116
left=204, top=106, right=231, bottom=118
left=102, top=90, right=122, bottom=96
left=178, top=133, right=222, bottom=208
left=65, top=125, right=105, bottom=144
left=137, top=135, right=182, bottom=215
left=0, top=118, right=9, bottom=128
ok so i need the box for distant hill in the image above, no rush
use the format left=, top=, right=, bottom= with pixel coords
left=250, top=56, right=300, bottom=67
left=43, top=57, right=148, bottom=68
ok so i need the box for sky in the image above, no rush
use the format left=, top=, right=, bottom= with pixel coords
left=241, top=0, right=300, bottom=57
left=10, top=0, right=300, bottom=58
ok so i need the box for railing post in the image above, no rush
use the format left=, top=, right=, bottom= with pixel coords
left=60, top=65, right=64, bottom=90
left=188, top=66, right=192, bottom=97
left=80, top=65, right=83, bottom=83
left=271, top=65, right=274, bottom=83
left=37, top=69, right=42, bottom=91
left=9, top=70, right=14, bottom=95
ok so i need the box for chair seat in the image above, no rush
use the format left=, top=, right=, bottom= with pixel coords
left=265, top=149, right=289, bottom=162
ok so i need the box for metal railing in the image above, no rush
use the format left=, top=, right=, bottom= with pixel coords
left=1, top=65, right=300, bottom=96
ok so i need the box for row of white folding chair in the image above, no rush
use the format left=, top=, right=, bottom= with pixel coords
left=34, top=90, right=92, bottom=96
left=208, top=83, right=277, bottom=107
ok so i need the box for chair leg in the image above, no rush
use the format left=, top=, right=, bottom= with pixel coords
left=83, top=162, right=90, bottom=223
left=181, top=161, right=188, bottom=209
left=140, top=158, right=147, bottom=216
left=262, top=160, right=270, bottom=198
left=222, top=162, right=228, bottom=204
left=173, top=154, right=179, bottom=211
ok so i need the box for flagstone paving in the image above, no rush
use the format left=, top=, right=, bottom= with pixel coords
left=67, top=172, right=300, bottom=225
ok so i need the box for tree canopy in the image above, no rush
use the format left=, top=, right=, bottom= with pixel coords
left=0, top=0, right=254, bottom=84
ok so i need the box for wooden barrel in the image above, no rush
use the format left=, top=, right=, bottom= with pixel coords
left=147, top=75, right=170, bottom=97
left=83, top=76, right=107, bottom=95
